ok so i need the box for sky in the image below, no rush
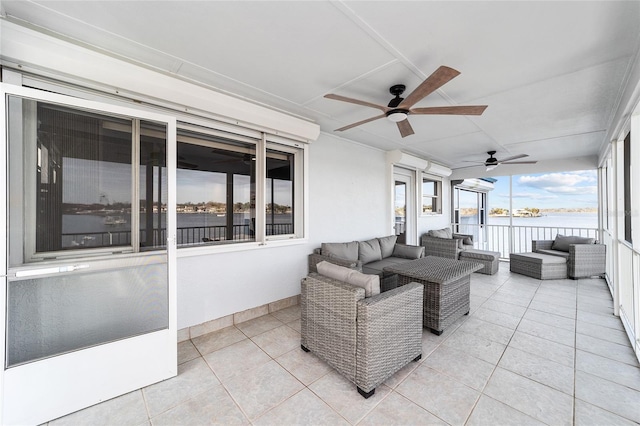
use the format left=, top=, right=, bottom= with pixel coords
left=489, top=170, right=598, bottom=210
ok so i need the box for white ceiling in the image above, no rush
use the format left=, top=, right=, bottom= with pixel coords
left=2, top=1, right=639, bottom=176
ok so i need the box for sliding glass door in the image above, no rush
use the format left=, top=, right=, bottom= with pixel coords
left=1, top=84, right=177, bottom=425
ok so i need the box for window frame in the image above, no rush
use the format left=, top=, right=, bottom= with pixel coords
left=173, top=124, right=307, bottom=252
left=4, top=85, right=176, bottom=266
left=421, top=173, right=443, bottom=216
left=4, top=76, right=309, bottom=259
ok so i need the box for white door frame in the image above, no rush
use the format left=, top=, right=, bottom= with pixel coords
left=0, top=84, right=177, bottom=425
left=393, top=166, right=418, bottom=245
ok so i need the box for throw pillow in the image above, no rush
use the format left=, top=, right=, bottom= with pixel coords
left=321, top=241, right=359, bottom=261
left=316, top=261, right=380, bottom=297
left=551, top=234, right=596, bottom=252
left=428, top=228, right=453, bottom=239
left=463, top=237, right=473, bottom=245
left=392, top=244, right=424, bottom=259
left=377, top=235, right=398, bottom=258
left=358, top=238, right=383, bottom=264
left=452, top=235, right=465, bottom=249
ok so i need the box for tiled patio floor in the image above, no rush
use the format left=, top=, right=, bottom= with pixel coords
left=49, top=266, right=640, bottom=425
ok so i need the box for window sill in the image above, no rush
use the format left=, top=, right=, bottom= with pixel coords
left=176, top=237, right=308, bottom=258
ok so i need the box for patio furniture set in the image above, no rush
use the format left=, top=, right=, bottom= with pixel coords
left=301, top=230, right=606, bottom=398
left=302, top=234, right=484, bottom=398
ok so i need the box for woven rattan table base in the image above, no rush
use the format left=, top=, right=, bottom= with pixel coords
left=383, top=256, right=483, bottom=334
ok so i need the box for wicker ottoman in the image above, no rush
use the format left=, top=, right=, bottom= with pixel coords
left=510, top=252, right=567, bottom=279
left=459, top=249, right=500, bottom=275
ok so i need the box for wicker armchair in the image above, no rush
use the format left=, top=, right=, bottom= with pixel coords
left=421, top=233, right=474, bottom=259
left=532, top=239, right=606, bottom=278
left=301, top=273, right=423, bottom=398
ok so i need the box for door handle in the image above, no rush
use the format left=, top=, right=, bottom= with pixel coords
left=14, top=264, right=90, bottom=278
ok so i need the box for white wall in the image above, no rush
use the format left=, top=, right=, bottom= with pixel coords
left=308, top=134, right=390, bottom=244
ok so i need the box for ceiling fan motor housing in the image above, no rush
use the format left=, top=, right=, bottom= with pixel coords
left=388, top=84, right=406, bottom=108
left=485, top=151, right=498, bottom=165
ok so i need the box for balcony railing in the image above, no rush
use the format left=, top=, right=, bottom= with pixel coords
left=62, top=223, right=294, bottom=249
left=452, top=223, right=599, bottom=259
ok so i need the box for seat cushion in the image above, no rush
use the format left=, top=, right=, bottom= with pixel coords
left=535, top=249, right=570, bottom=259
left=459, top=248, right=500, bottom=261
left=510, top=252, right=567, bottom=264
left=551, top=234, right=595, bottom=252
left=363, top=257, right=414, bottom=275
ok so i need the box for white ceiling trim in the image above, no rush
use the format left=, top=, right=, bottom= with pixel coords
left=0, top=20, right=320, bottom=142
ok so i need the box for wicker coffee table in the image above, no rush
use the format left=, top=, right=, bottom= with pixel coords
left=383, top=256, right=483, bottom=335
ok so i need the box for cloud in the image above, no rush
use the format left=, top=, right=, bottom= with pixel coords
left=518, top=172, right=593, bottom=188
left=517, top=171, right=597, bottom=196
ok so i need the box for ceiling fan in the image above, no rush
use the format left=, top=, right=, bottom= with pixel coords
left=324, top=66, right=488, bottom=138
left=465, top=151, right=537, bottom=171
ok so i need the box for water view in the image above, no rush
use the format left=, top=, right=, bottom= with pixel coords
left=62, top=212, right=293, bottom=248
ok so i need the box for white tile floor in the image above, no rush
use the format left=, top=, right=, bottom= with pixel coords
left=48, top=266, right=640, bottom=425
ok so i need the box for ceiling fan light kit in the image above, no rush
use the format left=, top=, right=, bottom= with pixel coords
left=324, top=66, right=488, bottom=138
left=387, top=110, right=408, bottom=122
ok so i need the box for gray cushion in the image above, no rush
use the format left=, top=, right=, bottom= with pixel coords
left=536, top=249, right=570, bottom=259
left=453, top=234, right=473, bottom=245
left=459, top=248, right=500, bottom=261
left=551, top=234, right=596, bottom=252
left=322, top=241, right=359, bottom=261
left=359, top=238, right=382, bottom=264
left=428, top=228, right=452, bottom=239
left=392, top=244, right=424, bottom=259
left=363, top=257, right=414, bottom=274
left=377, top=235, right=398, bottom=258
left=316, top=261, right=380, bottom=297
left=511, top=252, right=567, bottom=264
left=452, top=235, right=465, bottom=249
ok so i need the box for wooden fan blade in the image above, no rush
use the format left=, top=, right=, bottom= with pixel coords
left=499, top=154, right=528, bottom=162
left=501, top=160, right=537, bottom=165
left=335, top=114, right=386, bottom=132
left=410, top=105, right=488, bottom=115
left=324, top=94, right=389, bottom=112
left=397, top=119, right=414, bottom=138
left=399, top=66, right=460, bottom=109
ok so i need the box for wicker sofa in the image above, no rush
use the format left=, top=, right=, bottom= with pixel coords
left=532, top=235, right=606, bottom=278
left=301, top=268, right=423, bottom=398
left=308, top=235, right=424, bottom=290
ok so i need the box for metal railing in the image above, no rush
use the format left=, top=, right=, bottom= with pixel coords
left=452, top=223, right=599, bottom=259
left=62, top=223, right=294, bottom=249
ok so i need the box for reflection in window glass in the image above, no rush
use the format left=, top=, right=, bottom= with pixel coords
left=266, top=148, right=294, bottom=236
left=35, top=102, right=133, bottom=252
left=140, top=122, right=168, bottom=250
left=176, top=131, right=256, bottom=246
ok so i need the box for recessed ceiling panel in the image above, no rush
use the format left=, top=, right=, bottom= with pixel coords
left=475, top=58, right=629, bottom=148
left=346, top=1, right=640, bottom=102
left=8, top=1, right=396, bottom=105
